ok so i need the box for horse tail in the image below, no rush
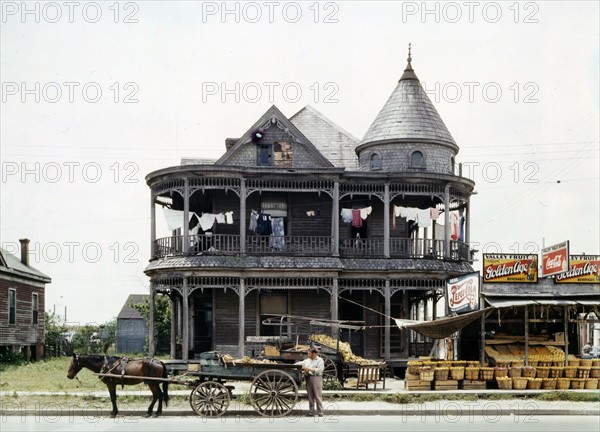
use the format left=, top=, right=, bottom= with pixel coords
left=160, top=361, right=169, bottom=407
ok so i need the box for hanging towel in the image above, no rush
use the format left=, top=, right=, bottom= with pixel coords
left=249, top=210, right=258, bottom=232
left=430, top=208, right=440, bottom=220
left=450, top=212, right=459, bottom=240
left=340, top=208, right=353, bottom=223
left=199, top=213, right=217, bottom=231
left=215, top=213, right=226, bottom=224
left=416, top=208, right=431, bottom=227
left=394, top=205, right=402, bottom=217
left=162, top=207, right=195, bottom=231
left=399, top=206, right=418, bottom=222
left=351, top=209, right=363, bottom=228
left=360, top=206, right=372, bottom=220
left=270, top=217, right=285, bottom=251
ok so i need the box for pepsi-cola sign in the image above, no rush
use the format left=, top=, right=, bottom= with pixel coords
left=447, top=272, right=480, bottom=314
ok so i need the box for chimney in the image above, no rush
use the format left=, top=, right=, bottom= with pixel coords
left=19, top=238, right=30, bottom=266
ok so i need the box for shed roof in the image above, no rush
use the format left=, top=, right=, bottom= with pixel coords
left=117, top=294, right=148, bottom=319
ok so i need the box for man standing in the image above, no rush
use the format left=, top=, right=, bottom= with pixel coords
left=296, top=348, right=324, bottom=417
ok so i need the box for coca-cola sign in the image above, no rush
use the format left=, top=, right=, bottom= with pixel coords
left=483, top=254, right=538, bottom=283
left=555, top=255, right=600, bottom=284
left=447, top=272, right=480, bottom=314
left=541, top=241, right=570, bottom=277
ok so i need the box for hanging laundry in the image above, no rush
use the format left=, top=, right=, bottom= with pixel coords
left=459, top=214, right=465, bottom=242
left=351, top=209, right=363, bottom=228
left=360, top=206, right=372, bottom=220
left=162, top=207, right=194, bottom=231
left=225, top=211, right=234, bottom=224
left=416, top=208, right=431, bottom=227
left=215, top=213, right=226, bottom=224
left=198, top=213, right=217, bottom=231
left=257, top=212, right=272, bottom=235
left=399, top=206, right=418, bottom=222
left=340, top=208, right=353, bottom=223
left=249, top=210, right=258, bottom=232
left=450, top=212, right=460, bottom=240
left=394, top=205, right=402, bottom=217
left=430, top=208, right=440, bottom=220
left=270, top=217, right=285, bottom=251
left=306, top=210, right=315, bottom=217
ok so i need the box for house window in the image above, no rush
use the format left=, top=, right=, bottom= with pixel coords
left=370, top=152, right=382, bottom=171
left=8, top=288, right=16, bottom=325
left=257, top=144, right=273, bottom=166
left=409, top=150, right=425, bottom=168
left=32, top=293, right=39, bottom=325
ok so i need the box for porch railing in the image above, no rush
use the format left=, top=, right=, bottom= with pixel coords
left=152, top=235, right=470, bottom=261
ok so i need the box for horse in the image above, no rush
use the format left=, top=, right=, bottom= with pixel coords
left=66, top=353, right=169, bottom=417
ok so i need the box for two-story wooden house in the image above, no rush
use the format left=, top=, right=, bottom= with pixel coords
left=144, top=53, right=476, bottom=369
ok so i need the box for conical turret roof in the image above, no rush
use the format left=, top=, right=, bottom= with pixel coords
left=360, top=47, right=457, bottom=149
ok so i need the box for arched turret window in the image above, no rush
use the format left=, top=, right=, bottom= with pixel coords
left=451, top=156, right=455, bottom=174
left=370, top=152, right=382, bottom=171
left=409, top=150, right=425, bottom=168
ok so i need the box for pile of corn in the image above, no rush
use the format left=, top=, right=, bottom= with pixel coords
left=311, top=334, right=380, bottom=365
left=221, top=354, right=276, bottom=365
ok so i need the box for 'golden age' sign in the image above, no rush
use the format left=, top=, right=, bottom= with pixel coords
left=555, top=256, right=600, bottom=284
left=483, top=254, right=538, bottom=283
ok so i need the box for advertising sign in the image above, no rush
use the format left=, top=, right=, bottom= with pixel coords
left=541, top=241, right=570, bottom=277
left=555, top=255, right=600, bottom=284
left=483, top=254, right=538, bottom=283
left=447, top=272, right=480, bottom=314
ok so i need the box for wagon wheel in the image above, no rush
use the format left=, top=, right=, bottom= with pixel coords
left=249, top=369, right=298, bottom=417
left=189, top=381, right=230, bottom=417
left=322, top=356, right=338, bottom=385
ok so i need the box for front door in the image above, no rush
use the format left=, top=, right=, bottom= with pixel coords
left=194, top=293, right=213, bottom=355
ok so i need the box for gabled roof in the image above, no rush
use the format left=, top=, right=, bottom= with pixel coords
left=215, top=105, right=334, bottom=168
left=0, top=247, right=51, bottom=284
left=360, top=54, right=457, bottom=150
left=117, top=294, right=148, bottom=319
left=290, top=105, right=359, bottom=170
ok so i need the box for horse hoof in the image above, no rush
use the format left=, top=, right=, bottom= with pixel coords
left=153, top=413, right=161, bottom=418
left=110, top=414, right=117, bottom=418
left=145, top=413, right=152, bottom=418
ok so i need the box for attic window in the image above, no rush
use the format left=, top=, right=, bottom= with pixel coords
left=370, top=152, right=382, bottom=171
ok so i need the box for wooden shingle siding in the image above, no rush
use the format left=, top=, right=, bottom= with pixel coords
left=289, top=193, right=332, bottom=237
left=214, top=290, right=239, bottom=345
left=0, top=279, right=45, bottom=346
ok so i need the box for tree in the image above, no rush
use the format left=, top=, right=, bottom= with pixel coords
left=131, top=295, right=172, bottom=354
left=44, top=311, right=67, bottom=357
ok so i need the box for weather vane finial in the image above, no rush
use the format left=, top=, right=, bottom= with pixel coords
left=408, top=42, right=412, bottom=64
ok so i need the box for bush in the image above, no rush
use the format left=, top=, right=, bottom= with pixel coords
left=0, top=348, right=24, bottom=366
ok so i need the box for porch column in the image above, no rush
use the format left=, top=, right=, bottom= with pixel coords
left=524, top=305, right=529, bottom=366
left=170, top=295, right=177, bottom=359
left=150, top=187, right=156, bottom=257
left=238, top=280, right=245, bottom=358
left=183, top=179, right=190, bottom=253
left=444, top=184, right=450, bottom=258
left=149, top=284, right=155, bottom=357
left=465, top=198, right=470, bottom=245
left=331, top=279, right=339, bottom=337
left=384, top=183, right=390, bottom=258
left=240, top=178, right=246, bottom=255
left=384, top=281, right=391, bottom=361
left=333, top=181, right=340, bottom=256
left=402, top=291, right=409, bottom=357
left=182, top=279, right=189, bottom=361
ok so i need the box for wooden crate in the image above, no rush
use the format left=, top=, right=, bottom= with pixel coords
left=434, top=380, right=459, bottom=390
left=405, top=372, right=421, bottom=381
left=406, top=380, right=432, bottom=391
left=461, top=379, right=487, bottom=390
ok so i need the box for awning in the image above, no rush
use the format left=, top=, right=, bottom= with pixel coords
left=484, top=297, right=600, bottom=308
left=394, top=308, right=491, bottom=340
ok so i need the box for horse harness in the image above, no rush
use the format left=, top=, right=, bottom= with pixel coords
left=100, top=356, right=130, bottom=389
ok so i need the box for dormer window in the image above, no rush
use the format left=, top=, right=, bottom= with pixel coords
left=409, top=150, right=425, bottom=169
left=370, top=152, right=382, bottom=171
left=257, top=144, right=273, bottom=166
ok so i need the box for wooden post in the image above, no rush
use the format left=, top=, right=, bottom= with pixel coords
left=564, top=306, right=569, bottom=366
left=384, top=281, right=391, bottom=361
left=240, top=178, right=246, bottom=255
left=444, top=184, right=450, bottom=259
left=183, top=179, right=189, bottom=253
left=333, top=181, right=340, bottom=257
left=524, top=305, right=529, bottom=366
left=384, top=184, right=390, bottom=258
left=479, top=297, right=485, bottom=366
left=331, top=280, right=339, bottom=337
left=150, top=187, right=156, bottom=257
left=149, top=285, right=155, bottom=357
left=170, top=295, right=177, bottom=359
left=402, top=291, right=409, bottom=357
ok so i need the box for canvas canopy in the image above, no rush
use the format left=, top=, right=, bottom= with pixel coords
left=394, top=308, right=491, bottom=340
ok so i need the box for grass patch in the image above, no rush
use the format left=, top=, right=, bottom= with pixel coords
left=533, top=391, right=600, bottom=402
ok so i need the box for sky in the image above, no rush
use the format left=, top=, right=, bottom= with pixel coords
left=1, top=1, right=599, bottom=325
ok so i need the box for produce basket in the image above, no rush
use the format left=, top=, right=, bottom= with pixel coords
left=434, top=367, right=449, bottom=381
left=541, top=378, right=556, bottom=390
left=536, top=367, right=549, bottom=378
left=556, top=378, right=571, bottom=390
left=511, top=361, right=525, bottom=368
left=494, top=367, right=508, bottom=379
left=570, top=378, right=585, bottom=390
left=590, top=367, right=600, bottom=378
left=407, top=361, right=422, bottom=375
left=467, top=361, right=480, bottom=367
left=512, top=377, right=528, bottom=390
left=592, top=359, right=600, bottom=367
left=563, top=367, right=577, bottom=378
left=508, top=367, right=522, bottom=378
left=568, top=358, right=580, bottom=367
left=420, top=368, right=434, bottom=382
left=495, top=360, right=510, bottom=369
left=450, top=367, right=465, bottom=380
left=527, top=378, right=542, bottom=390
left=496, top=377, right=512, bottom=390
left=465, top=367, right=480, bottom=380
left=480, top=367, right=494, bottom=381
left=579, top=359, right=593, bottom=367
left=577, top=367, right=591, bottom=378
left=452, top=360, right=467, bottom=367
left=522, top=366, right=536, bottom=378
left=549, top=367, right=563, bottom=378
left=585, top=378, right=598, bottom=390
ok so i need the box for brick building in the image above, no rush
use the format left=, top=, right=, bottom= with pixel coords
left=144, top=52, right=476, bottom=369
left=0, top=239, right=51, bottom=360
